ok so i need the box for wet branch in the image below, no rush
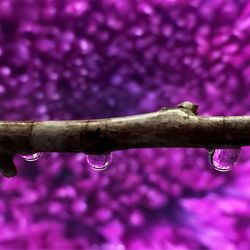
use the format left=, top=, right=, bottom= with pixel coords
left=0, top=101, right=249, bottom=177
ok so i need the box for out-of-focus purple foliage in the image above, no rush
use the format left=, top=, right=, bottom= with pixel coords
left=0, top=0, right=249, bottom=249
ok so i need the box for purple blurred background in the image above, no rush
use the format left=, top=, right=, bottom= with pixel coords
left=0, top=0, right=250, bottom=249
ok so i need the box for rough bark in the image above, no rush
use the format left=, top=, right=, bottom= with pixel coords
left=0, top=101, right=249, bottom=177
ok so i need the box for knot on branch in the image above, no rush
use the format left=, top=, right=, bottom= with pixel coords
left=177, top=101, right=198, bottom=115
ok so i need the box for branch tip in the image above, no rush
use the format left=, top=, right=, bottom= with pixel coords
left=0, top=153, right=17, bottom=178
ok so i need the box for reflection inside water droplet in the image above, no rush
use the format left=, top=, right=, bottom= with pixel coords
left=20, top=152, right=43, bottom=162
left=209, top=148, right=241, bottom=172
left=86, top=153, right=112, bottom=170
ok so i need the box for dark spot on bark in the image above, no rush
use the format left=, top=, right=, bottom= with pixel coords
left=81, top=125, right=113, bottom=154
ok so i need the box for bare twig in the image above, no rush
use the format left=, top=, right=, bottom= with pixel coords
left=0, top=101, right=249, bottom=177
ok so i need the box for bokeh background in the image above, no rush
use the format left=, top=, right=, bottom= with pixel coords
left=0, top=0, right=250, bottom=249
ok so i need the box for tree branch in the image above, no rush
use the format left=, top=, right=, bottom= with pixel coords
left=0, top=101, right=249, bottom=177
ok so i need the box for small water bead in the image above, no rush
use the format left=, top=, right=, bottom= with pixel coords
left=20, top=153, right=43, bottom=162
left=209, top=148, right=241, bottom=172
left=86, top=153, right=112, bottom=171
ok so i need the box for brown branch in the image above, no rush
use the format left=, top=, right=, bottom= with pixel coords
left=0, top=101, right=249, bottom=177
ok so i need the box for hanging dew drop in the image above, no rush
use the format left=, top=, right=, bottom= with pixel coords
left=86, top=153, right=112, bottom=171
left=20, top=152, right=43, bottom=162
left=209, top=148, right=241, bottom=172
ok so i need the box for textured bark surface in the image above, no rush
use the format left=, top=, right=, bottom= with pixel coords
left=0, top=101, right=250, bottom=177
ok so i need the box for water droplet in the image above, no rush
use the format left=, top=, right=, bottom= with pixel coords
left=86, top=153, right=112, bottom=170
left=20, top=153, right=43, bottom=162
left=209, top=148, right=241, bottom=172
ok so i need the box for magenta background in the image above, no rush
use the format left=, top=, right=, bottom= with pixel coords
left=0, top=0, right=250, bottom=249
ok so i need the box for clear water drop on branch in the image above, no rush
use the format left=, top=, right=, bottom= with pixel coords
left=20, top=152, right=43, bottom=162
left=86, top=153, right=112, bottom=170
left=209, top=148, right=241, bottom=172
